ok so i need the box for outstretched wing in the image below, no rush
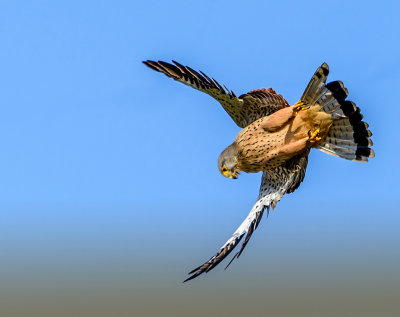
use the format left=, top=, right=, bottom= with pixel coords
left=183, top=152, right=309, bottom=282
left=143, top=60, right=289, bottom=128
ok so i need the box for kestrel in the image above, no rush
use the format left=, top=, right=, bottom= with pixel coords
left=143, top=60, right=374, bottom=282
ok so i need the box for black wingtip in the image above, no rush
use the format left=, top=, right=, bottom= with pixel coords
left=188, top=264, right=203, bottom=275
left=142, top=60, right=160, bottom=72
left=182, top=277, right=194, bottom=283
left=224, top=253, right=239, bottom=270
left=183, top=271, right=202, bottom=283
left=171, top=60, right=184, bottom=67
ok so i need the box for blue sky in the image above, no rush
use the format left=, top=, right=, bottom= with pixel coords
left=0, top=1, right=399, bottom=316
left=0, top=1, right=398, bottom=205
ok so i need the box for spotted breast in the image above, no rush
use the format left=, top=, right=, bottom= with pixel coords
left=235, top=105, right=333, bottom=173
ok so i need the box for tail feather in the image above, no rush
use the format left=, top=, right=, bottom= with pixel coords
left=318, top=147, right=369, bottom=162
left=324, top=136, right=373, bottom=147
left=329, top=121, right=371, bottom=135
left=321, top=142, right=373, bottom=156
left=301, top=63, right=374, bottom=162
left=300, top=63, right=330, bottom=105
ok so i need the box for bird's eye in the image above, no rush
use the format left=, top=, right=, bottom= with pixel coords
left=222, top=166, right=228, bottom=172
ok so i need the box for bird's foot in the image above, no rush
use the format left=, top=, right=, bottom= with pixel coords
left=293, top=100, right=310, bottom=111
left=308, top=127, right=322, bottom=142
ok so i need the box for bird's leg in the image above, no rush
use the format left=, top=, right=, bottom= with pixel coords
left=293, top=100, right=310, bottom=111
left=308, top=127, right=322, bottom=142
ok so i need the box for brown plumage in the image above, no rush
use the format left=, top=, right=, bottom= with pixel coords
left=143, top=60, right=374, bottom=282
left=233, top=105, right=332, bottom=173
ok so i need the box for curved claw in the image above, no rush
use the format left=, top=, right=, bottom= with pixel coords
left=308, top=128, right=322, bottom=142
left=293, top=100, right=310, bottom=111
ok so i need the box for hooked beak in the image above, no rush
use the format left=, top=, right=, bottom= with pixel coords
left=222, top=170, right=239, bottom=179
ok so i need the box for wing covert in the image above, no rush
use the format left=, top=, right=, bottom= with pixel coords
left=238, top=88, right=290, bottom=127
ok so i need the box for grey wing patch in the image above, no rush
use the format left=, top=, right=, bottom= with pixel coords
left=143, top=61, right=290, bottom=128
left=183, top=153, right=309, bottom=282
left=257, top=151, right=309, bottom=207
left=283, top=150, right=309, bottom=193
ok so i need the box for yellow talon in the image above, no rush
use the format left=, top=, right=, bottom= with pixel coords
left=293, top=100, right=309, bottom=111
left=308, top=128, right=322, bottom=142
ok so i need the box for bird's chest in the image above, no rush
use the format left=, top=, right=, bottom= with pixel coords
left=235, top=118, right=300, bottom=172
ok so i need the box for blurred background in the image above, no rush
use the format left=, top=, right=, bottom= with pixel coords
left=1, top=1, right=399, bottom=316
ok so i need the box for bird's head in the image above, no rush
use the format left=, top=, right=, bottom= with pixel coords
left=218, top=142, right=240, bottom=179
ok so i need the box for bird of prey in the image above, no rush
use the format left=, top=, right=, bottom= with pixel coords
left=143, top=60, right=374, bottom=282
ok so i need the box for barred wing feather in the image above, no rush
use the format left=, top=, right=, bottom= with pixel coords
left=183, top=153, right=309, bottom=282
left=143, top=60, right=289, bottom=128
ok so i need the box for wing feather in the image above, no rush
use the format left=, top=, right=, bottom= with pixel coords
left=143, top=60, right=290, bottom=128
left=183, top=153, right=309, bottom=282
